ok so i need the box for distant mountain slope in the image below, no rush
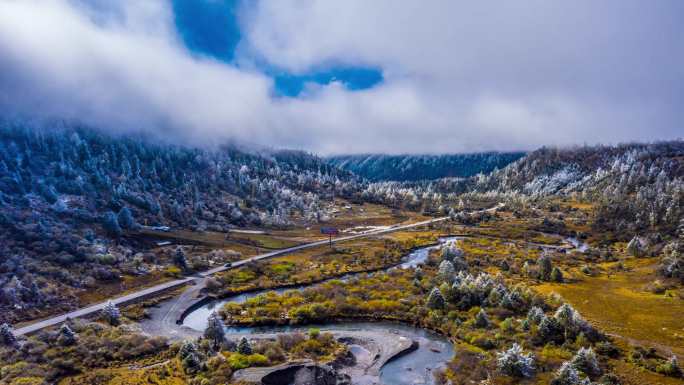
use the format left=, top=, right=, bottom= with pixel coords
left=328, top=152, right=525, bottom=181
left=419, top=142, right=684, bottom=236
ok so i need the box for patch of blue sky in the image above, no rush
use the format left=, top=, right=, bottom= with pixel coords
left=272, top=67, right=383, bottom=97
left=172, top=0, right=383, bottom=96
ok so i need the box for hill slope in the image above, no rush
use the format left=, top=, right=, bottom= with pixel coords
left=0, top=121, right=361, bottom=323
left=327, top=152, right=525, bottom=181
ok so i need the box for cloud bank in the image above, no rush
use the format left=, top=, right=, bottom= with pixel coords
left=0, top=0, right=682, bottom=154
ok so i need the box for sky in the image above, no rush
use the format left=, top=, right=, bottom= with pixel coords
left=0, top=0, right=682, bottom=154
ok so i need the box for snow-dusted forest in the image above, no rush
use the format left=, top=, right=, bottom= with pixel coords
left=0, top=122, right=361, bottom=323
left=327, top=152, right=525, bottom=181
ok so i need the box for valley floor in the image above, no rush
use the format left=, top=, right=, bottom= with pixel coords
left=2, top=201, right=683, bottom=385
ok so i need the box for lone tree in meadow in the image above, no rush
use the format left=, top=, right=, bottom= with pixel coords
left=204, top=312, right=226, bottom=350
left=102, top=300, right=121, bottom=326
left=551, top=267, right=564, bottom=282
left=426, top=287, right=446, bottom=310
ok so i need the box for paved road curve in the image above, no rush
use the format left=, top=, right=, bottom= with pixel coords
left=14, top=216, right=449, bottom=336
left=15, top=203, right=502, bottom=336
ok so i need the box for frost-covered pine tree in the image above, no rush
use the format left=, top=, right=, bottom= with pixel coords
left=117, top=206, right=138, bottom=230
left=660, top=242, right=683, bottom=281
left=426, top=287, right=446, bottom=310
left=0, top=323, right=16, bottom=346
left=527, top=306, right=545, bottom=325
left=204, top=311, right=226, bottom=350
left=174, top=247, right=189, bottom=271
left=102, top=211, right=122, bottom=237
left=554, top=303, right=577, bottom=329
left=182, top=351, right=202, bottom=373
left=438, top=260, right=456, bottom=282
left=486, top=285, right=505, bottom=306
left=474, top=308, right=490, bottom=328
left=552, top=361, right=590, bottom=385
left=500, top=290, right=523, bottom=311
left=538, top=315, right=563, bottom=343
left=57, top=324, right=77, bottom=346
left=238, top=337, right=252, bottom=355
left=571, top=347, right=601, bottom=376
left=627, top=235, right=645, bottom=257
left=538, top=254, right=553, bottom=281
left=441, top=243, right=464, bottom=262
left=496, top=343, right=535, bottom=377
left=102, top=300, right=121, bottom=325
left=453, top=256, right=468, bottom=273
left=179, top=340, right=198, bottom=360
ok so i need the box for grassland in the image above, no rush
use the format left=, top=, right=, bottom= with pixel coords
left=209, top=229, right=442, bottom=296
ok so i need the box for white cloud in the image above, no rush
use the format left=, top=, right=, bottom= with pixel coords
left=0, top=0, right=682, bottom=154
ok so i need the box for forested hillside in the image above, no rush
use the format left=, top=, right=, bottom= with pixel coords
left=0, top=121, right=360, bottom=323
left=363, top=142, right=684, bottom=238
left=480, top=143, right=684, bottom=236
left=327, top=152, right=525, bottom=181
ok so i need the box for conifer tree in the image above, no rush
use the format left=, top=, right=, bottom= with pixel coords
left=102, top=211, right=122, bottom=237
left=238, top=337, right=252, bottom=355
left=204, top=312, right=226, bottom=350
left=538, top=254, right=553, bottom=281
left=426, top=287, right=446, bottom=310
left=571, top=347, right=600, bottom=376
left=0, top=323, right=16, bottom=346
left=117, top=206, right=138, bottom=230
left=102, top=300, right=121, bottom=325
left=179, top=340, right=198, bottom=360
left=474, top=309, right=490, bottom=328
left=57, top=324, right=77, bottom=346
left=496, top=343, right=535, bottom=377
left=552, top=361, right=589, bottom=385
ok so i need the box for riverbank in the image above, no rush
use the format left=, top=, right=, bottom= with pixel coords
left=232, top=328, right=418, bottom=385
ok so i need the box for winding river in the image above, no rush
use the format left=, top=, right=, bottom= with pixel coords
left=182, top=236, right=460, bottom=331
left=179, top=234, right=588, bottom=385
left=182, top=237, right=459, bottom=385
